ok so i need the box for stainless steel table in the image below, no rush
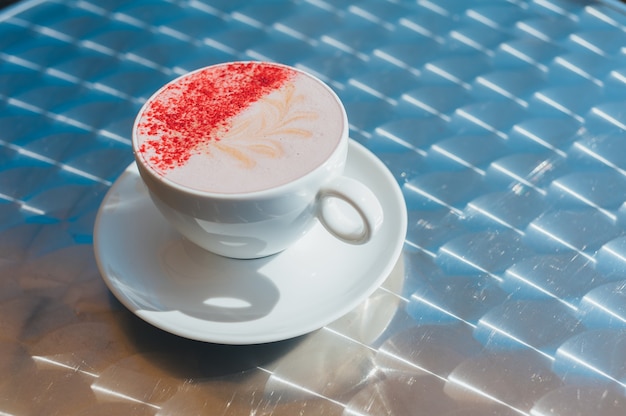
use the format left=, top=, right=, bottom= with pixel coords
left=2, top=0, right=626, bottom=414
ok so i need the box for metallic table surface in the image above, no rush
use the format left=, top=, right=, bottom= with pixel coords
left=2, top=0, right=626, bottom=414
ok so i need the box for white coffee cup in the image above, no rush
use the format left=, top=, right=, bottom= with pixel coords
left=132, top=62, right=383, bottom=259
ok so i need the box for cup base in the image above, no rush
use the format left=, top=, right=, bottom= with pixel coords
left=148, top=190, right=318, bottom=259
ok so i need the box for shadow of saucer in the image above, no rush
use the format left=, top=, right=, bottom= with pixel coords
left=116, top=308, right=307, bottom=378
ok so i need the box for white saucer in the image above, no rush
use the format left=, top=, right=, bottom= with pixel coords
left=93, top=140, right=407, bottom=344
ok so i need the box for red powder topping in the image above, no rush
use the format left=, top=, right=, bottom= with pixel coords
left=137, top=62, right=295, bottom=171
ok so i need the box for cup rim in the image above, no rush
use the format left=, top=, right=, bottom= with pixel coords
left=132, top=61, right=349, bottom=200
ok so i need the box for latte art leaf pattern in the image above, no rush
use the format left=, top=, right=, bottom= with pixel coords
left=207, top=83, right=317, bottom=168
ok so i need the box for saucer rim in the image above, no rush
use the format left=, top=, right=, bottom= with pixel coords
left=93, top=139, right=407, bottom=344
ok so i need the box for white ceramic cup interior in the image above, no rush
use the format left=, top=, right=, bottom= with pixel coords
left=132, top=62, right=384, bottom=259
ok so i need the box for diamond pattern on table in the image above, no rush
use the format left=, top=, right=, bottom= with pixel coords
left=2, top=0, right=626, bottom=414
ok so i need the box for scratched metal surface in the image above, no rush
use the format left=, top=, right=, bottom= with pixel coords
left=2, top=0, right=626, bottom=414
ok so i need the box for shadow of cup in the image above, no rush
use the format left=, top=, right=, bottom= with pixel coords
left=160, top=238, right=280, bottom=322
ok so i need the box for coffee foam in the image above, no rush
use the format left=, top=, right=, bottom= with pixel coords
left=135, top=63, right=345, bottom=194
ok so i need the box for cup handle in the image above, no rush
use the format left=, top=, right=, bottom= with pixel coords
left=316, top=176, right=384, bottom=244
